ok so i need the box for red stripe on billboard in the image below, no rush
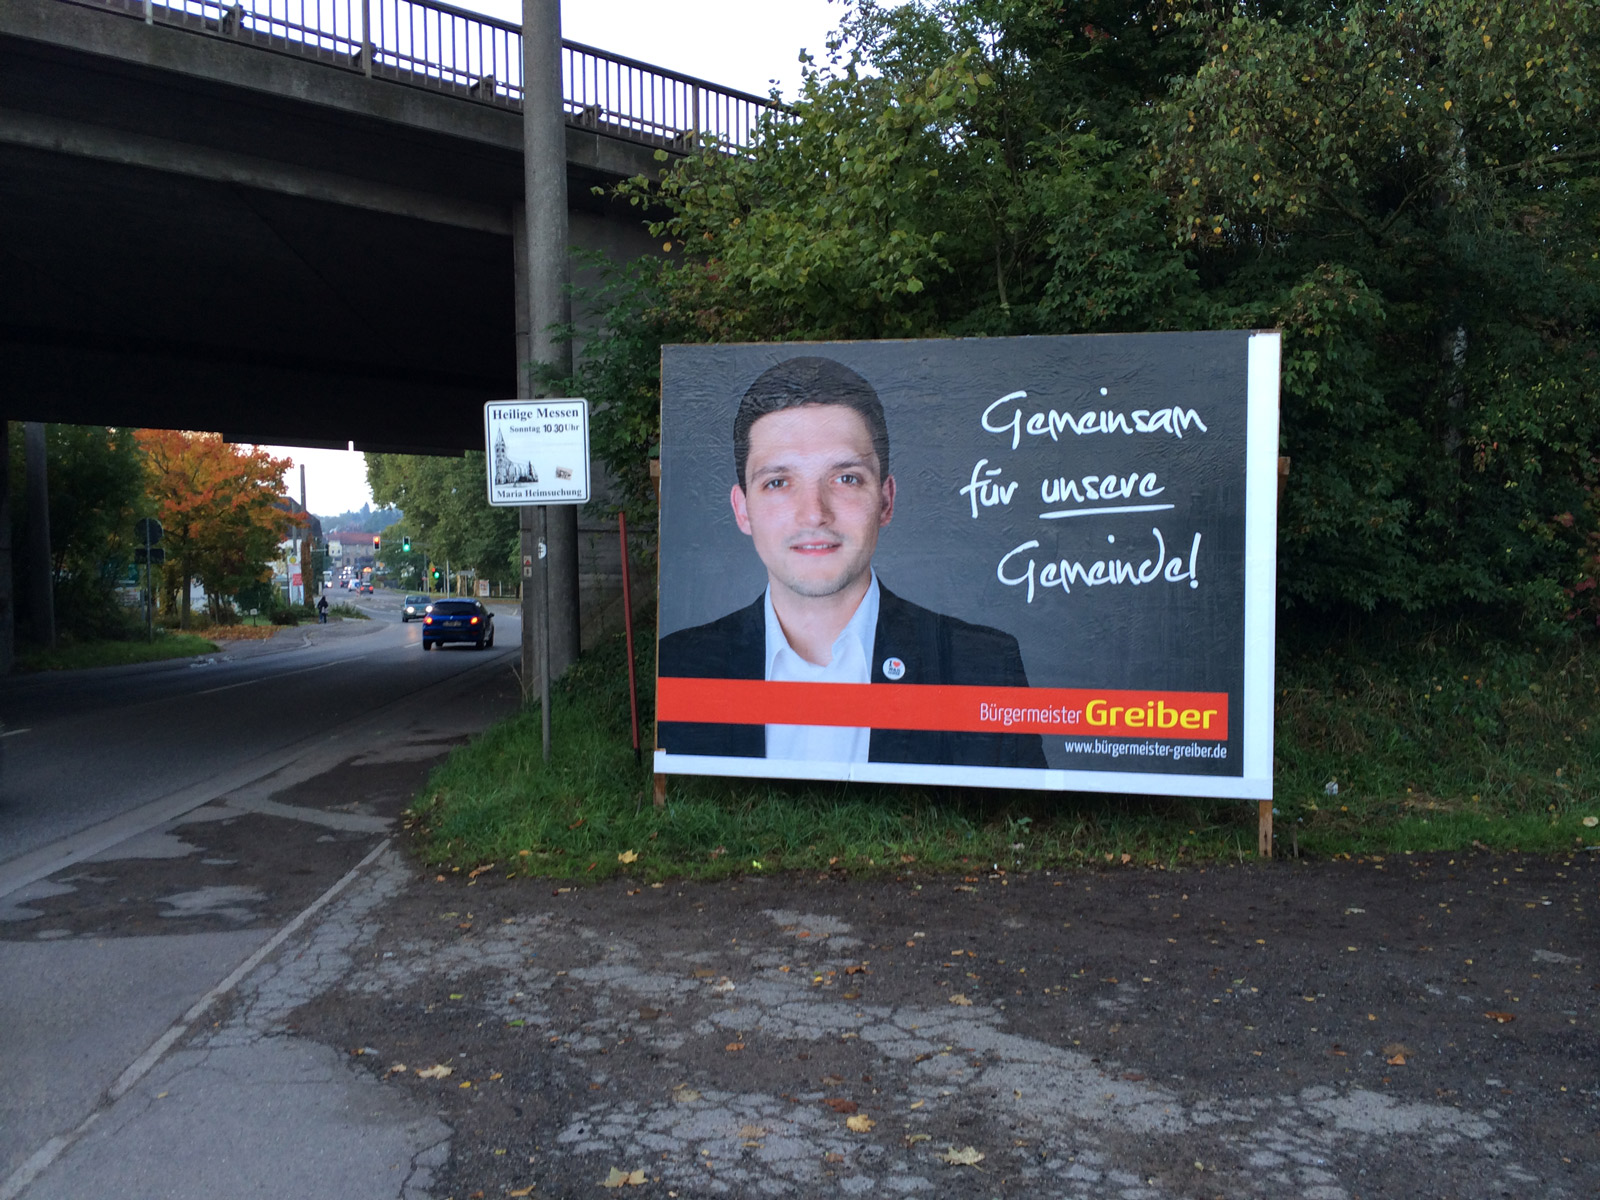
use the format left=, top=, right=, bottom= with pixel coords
left=658, top=679, right=1229, bottom=740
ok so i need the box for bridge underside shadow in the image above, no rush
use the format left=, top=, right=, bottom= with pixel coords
left=3, top=144, right=520, bottom=451
left=1, top=0, right=666, bottom=454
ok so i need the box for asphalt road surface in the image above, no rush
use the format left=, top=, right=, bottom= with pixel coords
left=0, top=589, right=515, bottom=868
left=0, top=591, right=522, bottom=1192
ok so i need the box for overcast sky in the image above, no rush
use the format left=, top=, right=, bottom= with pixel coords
left=265, top=0, right=845, bottom=517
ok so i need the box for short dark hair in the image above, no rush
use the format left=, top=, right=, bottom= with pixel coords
left=733, top=357, right=890, bottom=489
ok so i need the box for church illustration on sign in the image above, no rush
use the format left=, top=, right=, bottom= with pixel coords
left=492, top=429, right=538, bottom=485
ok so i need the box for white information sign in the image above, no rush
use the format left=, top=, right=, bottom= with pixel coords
left=484, top=399, right=591, bottom=506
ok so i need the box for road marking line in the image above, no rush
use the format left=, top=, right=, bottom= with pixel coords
left=195, top=656, right=354, bottom=696
left=0, top=727, right=29, bottom=737
left=0, top=839, right=390, bottom=1200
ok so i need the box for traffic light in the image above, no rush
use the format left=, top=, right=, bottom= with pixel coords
left=402, top=536, right=411, bottom=553
left=430, top=567, right=442, bottom=587
left=372, top=535, right=381, bottom=551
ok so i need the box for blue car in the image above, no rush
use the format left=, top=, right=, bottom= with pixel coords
left=422, top=599, right=494, bottom=650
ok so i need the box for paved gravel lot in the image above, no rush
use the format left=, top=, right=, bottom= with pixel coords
left=277, top=844, right=1597, bottom=1199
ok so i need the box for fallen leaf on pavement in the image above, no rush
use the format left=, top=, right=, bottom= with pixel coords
left=941, top=1146, right=986, bottom=1166
left=725, top=1042, right=746, bottom=1052
left=1386, top=1053, right=1407, bottom=1066
left=1484, top=1011, right=1516, bottom=1023
left=618, top=850, right=639, bottom=863
left=949, top=994, right=973, bottom=1006
left=415, top=1065, right=453, bottom=1079
left=385, top=1063, right=407, bottom=1076
left=692, top=968, right=716, bottom=979
left=638, top=1007, right=661, bottom=1020
left=823, top=1152, right=844, bottom=1164
left=509, top=1188, right=533, bottom=1197
left=670, top=1086, right=701, bottom=1104
left=845, top=1114, right=875, bottom=1133
left=906, top=1133, right=931, bottom=1145
left=823, top=1098, right=859, bottom=1114
left=599, top=1166, right=646, bottom=1188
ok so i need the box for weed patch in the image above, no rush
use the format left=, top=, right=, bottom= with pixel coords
left=16, top=633, right=220, bottom=671
left=409, top=614, right=1599, bottom=877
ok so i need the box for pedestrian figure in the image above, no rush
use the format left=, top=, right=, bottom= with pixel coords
left=317, top=593, right=329, bottom=624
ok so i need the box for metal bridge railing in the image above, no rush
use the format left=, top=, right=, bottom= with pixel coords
left=70, top=0, right=777, bottom=151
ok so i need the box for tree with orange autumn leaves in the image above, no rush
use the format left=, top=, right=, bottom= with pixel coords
left=135, top=431, right=298, bottom=627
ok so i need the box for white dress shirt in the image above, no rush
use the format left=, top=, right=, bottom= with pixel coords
left=763, top=573, right=880, bottom=762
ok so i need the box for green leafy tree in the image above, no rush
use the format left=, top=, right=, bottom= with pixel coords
left=585, top=0, right=1196, bottom=513
left=580, top=0, right=1599, bottom=633
left=366, top=453, right=518, bottom=585
left=6, top=423, right=149, bottom=641
left=1159, top=0, right=1600, bottom=626
left=623, top=0, right=1192, bottom=342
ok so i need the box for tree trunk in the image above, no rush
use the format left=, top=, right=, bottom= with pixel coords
left=23, top=422, right=54, bottom=648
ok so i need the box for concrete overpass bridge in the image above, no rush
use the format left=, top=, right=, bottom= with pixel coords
left=0, top=0, right=771, bottom=452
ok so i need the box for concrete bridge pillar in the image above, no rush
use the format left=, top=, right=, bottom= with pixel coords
left=518, top=0, right=579, bottom=702
left=23, top=422, right=54, bottom=649
left=0, top=419, right=12, bottom=674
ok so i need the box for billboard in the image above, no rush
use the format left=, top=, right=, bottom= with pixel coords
left=654, top=332, right=1280, bottom=799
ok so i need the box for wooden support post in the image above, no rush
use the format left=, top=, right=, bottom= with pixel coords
left=1258, top=801, right=1273, bottom=858
left=649, top=458, right=665, bottom=809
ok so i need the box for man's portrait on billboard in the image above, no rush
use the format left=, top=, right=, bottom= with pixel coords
left=657, top=356, right=1047, bottom=769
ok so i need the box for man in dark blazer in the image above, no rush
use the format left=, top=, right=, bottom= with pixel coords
left=658, top=356, right=1045, bottom=770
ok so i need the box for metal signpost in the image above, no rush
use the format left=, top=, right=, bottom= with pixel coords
left=133, top=517, right=164, bottom=641
left=484, top=399, right=590, bottom=758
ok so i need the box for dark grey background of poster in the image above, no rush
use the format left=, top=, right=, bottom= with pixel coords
left=658, top=332, right=1253, bottom=776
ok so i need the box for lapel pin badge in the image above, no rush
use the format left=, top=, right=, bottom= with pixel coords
left=882, top=656, right=906, bottom=681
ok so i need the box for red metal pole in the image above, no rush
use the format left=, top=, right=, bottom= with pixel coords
left=619, top=511, right=641, bottom=764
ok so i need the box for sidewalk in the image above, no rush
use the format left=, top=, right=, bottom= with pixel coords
left=15, top=837, right=1596, bottom=1199
left=197, top=614, right=388, bottom=661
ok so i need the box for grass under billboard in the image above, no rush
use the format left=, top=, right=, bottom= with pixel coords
left=407, top=611, right=1599, bottom=880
